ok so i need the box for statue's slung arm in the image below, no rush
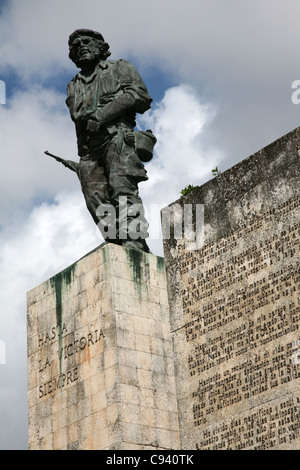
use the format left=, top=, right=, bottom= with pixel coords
left=94, top=93, right=136, bottom=124
left=93, top=60, right=152, bottom=124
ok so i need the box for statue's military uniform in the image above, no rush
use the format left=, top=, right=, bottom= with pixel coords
left=66, top=58, right=153, bottom=249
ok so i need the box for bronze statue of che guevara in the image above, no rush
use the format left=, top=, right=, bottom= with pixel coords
left=47, top=29, right=156, bottom=252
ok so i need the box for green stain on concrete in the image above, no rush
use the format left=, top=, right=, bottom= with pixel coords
left=156, top=256, right=165, bottom=273
left=101, top=244, right=110, bottom=280
left=129, top=249, right=144, bottom=284
left=102, top=245, right=107, bottom=264
left=126, top=248, right=151, bottom=297
left=50, top=263, right=76, bottom=374
left=51, top=264, right=75, bottom=325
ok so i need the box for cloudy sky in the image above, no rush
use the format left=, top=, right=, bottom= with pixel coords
left=1, top=0, right=300, bottom=449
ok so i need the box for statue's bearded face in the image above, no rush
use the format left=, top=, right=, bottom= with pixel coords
left=69, top=35, right=103, bottom=67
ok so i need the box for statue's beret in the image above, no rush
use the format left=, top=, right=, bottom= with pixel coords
left=68, top=29, right=105, bottom=45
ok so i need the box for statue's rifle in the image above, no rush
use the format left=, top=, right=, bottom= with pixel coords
left=44, top=150, right=79, bottom=173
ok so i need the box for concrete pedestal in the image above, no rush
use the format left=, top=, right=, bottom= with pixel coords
left=27, top=244, right=180, bottom=450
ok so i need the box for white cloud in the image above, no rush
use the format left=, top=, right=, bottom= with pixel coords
left=139, top=85, right=221, bottom=202
left=0, top=191, right=100, bottom=286
left=0, top=85, right=78, bottom=224
left=1, top=0, right=300, bottom=84
left=136, top=84, right=222, bottom=256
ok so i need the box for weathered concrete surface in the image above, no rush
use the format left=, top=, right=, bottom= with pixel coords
left=27, top=244, right=180, bottom=450
left=162, top=126, right=300, bottom=450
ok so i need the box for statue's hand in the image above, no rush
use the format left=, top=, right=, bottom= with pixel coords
left=87, top=120, right=101, bottom=133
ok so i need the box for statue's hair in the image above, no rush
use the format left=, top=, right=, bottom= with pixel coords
left=68, top=29, right=111, bottom=62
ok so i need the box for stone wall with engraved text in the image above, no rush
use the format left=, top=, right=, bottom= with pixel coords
left=163, top=126, right=300, bottom=450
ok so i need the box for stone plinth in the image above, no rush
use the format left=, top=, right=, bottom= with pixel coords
left=27, top=244, right=180, bottom=450
left=162, top=126, right=300, bottom=450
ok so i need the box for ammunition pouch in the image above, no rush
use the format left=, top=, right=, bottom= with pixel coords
left=134, top=130, right=157, bottom=162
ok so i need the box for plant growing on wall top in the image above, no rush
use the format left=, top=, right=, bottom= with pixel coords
left=180, top=184, right=199, bottom=197
left=211, top=166, right=221, bottom=177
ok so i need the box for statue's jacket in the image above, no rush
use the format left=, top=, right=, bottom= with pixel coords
left=66, top=59, right=152, bottom=168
